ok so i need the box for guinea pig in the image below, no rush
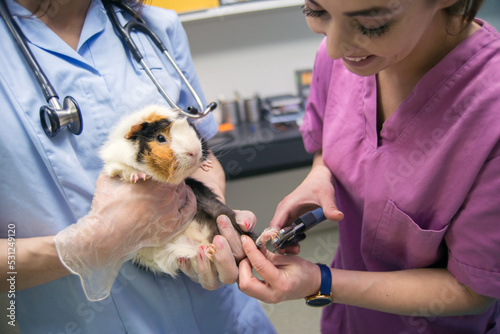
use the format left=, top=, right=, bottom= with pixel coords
left=100, top=104, right=255, bottom=277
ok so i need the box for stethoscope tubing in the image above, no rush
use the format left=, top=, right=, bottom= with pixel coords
left=0, top=0, right=83, bottom=136
left=0, top=0, right=59, bottom=106
left=0, top=0, right=215, bottom=138
left=102, top=0, right=214, bottom=119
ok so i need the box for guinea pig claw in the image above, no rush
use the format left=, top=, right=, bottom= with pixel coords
left=130, top=171, right=151, bottom=183
left=206, top=243, right=216, bottom=261
left=255, top=227, right=280, bottom=248
left=201, top=160, right=213, bottom=172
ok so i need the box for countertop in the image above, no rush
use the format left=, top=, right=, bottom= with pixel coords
left=208, top=121, right=314, bottom=179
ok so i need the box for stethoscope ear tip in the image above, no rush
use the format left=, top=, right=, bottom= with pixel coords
left=207, top=102, right=218, bottom=111
left=182, top=102, right=218, bottom=119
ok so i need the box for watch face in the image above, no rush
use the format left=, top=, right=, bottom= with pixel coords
left=306, top=296, right=333, bottom=307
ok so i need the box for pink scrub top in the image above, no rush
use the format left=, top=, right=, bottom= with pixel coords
left=300, top=20, right=500, bottom=333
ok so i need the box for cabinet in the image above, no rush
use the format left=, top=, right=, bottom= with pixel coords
left=178, top=0, right=303, bottom=22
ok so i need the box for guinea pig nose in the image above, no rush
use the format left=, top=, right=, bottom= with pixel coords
left=187, top=151, right=198, bottom=159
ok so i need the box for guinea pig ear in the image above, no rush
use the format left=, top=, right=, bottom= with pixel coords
left=124, top=122, right=147, bottom=139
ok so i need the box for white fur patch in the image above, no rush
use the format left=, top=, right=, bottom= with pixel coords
left=133, top=220, right=216, bottom=276
left=100, top=105, right=214, bottom=277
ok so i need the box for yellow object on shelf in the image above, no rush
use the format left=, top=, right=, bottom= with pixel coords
left=150, top=0, right=220, bottom=13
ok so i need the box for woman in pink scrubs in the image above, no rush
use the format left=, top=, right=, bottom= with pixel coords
left=238, top=0, right=500, bottom=332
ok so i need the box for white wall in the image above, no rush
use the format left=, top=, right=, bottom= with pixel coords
left=182, top=5, right=324, bottom=103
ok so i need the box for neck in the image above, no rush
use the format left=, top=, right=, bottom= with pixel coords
left=380, top=14, right=478, bottom=90
left=16, top=0, right=92, bottom=50
left=376, top=14, right=479, bottom=125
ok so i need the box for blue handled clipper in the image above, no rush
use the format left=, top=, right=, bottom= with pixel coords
left=272, top=208, right=327, bottom=251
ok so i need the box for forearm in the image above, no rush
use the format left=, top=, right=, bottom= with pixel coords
left=308, top=150, right=333, bottom=183
left=312, top=150, right=325, bottom=168
left=332, top=267, right=496, bottom=316
left=0, top=237, right=70, bottom=292
left=191, top=151, right=226, bottom=201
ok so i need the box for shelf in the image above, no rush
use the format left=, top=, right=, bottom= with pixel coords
left=179, top=0, right=303, bottom=22
left=208, top=121, right=313, bottom=179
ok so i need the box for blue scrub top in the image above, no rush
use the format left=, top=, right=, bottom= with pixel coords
left=0, top=0, right=276, bottom=333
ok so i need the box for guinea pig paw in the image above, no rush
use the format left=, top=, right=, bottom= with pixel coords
left=130, top=171, right=151, bottom=183
left=200, top=160, right=213, bottom=172
left=255, top=227, right=280, bottom=248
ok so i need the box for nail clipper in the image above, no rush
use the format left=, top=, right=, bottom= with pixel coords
left=272, top=208, right=327, bottom=251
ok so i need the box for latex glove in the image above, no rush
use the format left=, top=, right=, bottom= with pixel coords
left=238, top=234, right=322, bottom=304
left=54, top=174, right=196, bottom=301
left=178, top=210, right=256, bottom=290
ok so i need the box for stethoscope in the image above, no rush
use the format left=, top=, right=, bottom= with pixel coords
left=0, top=0, right=216, bottom=137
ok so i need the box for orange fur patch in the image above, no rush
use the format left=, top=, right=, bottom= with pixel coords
left=144, top=132, right=178, bottom=182
left=125, top=123, right=144, bottom=139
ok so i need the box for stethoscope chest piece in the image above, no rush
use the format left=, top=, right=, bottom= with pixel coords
left=40, top=96, right=83, bottom=137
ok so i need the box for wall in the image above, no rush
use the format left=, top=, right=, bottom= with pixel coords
left=478, top=0, right=500, bottom=29
left=182, top=4, right=324, bottom=104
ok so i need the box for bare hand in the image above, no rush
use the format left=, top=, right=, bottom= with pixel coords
left=178, top=210, right=257, bottom=290
left=269, top=162, right=343, bottom=254
left=238, top=235, right=321, bottom=304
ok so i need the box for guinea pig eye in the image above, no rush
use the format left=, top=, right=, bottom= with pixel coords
left=156, top=135, right=167, bottom=143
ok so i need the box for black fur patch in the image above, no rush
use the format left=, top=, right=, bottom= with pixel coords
left=126, top=119, right=172, bottom=163
left=185, top=178, right=257, bottom=243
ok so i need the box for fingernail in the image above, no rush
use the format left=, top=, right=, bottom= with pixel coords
left=214, top=235, right=224, bottom=249
left=219, top=215, right=230, bottom=228
left=241, top=235, right=248, bottom=243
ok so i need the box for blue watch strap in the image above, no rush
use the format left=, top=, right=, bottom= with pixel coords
left=318, top=264, right=332, bottom=296
left=305, top=263, right=333, bottom=307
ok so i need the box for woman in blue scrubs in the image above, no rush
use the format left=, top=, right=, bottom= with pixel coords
left=0, top=0, right=275, bottom=333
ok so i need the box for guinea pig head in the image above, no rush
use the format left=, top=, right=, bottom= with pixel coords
left=124, top=111, right=206, bottom=184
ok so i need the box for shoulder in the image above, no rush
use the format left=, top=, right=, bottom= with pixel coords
left=435, top=20, right=500, bottom=122
left=456, top=20, right=500, bottom=72
left=139, top=4, right=184, bottom=39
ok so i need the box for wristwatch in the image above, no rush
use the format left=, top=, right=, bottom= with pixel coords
left=305, top=264, right=333, bottom=307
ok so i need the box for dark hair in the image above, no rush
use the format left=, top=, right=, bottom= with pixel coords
left=444, top=0, right=484, bottom=23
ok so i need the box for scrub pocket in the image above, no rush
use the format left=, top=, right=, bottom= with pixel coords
left=371, top=200, right=449, bottom=269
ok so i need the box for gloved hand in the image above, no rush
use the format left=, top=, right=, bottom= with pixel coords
left=54, top=174, right=197, bottom=301
left=178, top=210, right=256, bottom=290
